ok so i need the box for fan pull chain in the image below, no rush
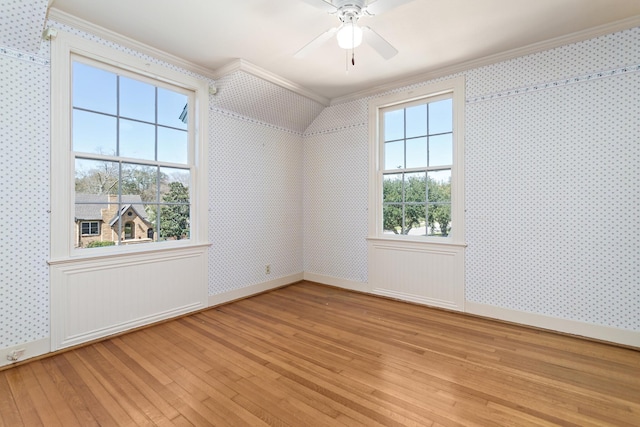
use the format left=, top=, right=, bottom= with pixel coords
left=344, top=49, right=348, bottom=73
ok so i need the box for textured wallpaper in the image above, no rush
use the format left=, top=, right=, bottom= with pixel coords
left=208, top=112, right=304, bottom=294
left=303, top=26, right=640, bottom=331
left=0, top=0, right=48, bottom=53
left=0, top=45, right=50, bottom=348
left=1, top=14, right=638, bottom=351
left=212, top=70, right=325, bottom=135
left=303, top=116, right=369, bottom=284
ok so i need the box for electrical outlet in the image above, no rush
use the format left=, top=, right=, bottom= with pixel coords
left=265, top=264, right=271, bottom=274
left=7, top=348, right=25, bottom=362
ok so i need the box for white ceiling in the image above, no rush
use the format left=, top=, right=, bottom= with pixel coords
left=48, top=0, right=640, bottom=102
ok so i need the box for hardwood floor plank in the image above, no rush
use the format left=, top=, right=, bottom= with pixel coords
left=2, top=368, right=39, bottom=427
left=28, top=360, right=84, bottom=427
left=20, top=365, right=65, bottom=427
left=41, top=357, right=99, bottom=426
left=1, top=281, right=639, bottom=426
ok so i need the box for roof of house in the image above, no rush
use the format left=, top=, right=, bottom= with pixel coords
left=108, top=204, right=152, bottom=227
left=75, top=194, right=150, bottom=222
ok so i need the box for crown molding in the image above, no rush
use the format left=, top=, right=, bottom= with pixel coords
left=212, top=58, right=330, bottom=107
left=47, top=8, right=329, bottom=107
left=47, top=7, right=218, bottom=81
left=330, top=14, right=640, bottom=105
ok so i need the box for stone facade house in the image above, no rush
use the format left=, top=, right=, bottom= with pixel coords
left=75, top=194, right=154, bottom=248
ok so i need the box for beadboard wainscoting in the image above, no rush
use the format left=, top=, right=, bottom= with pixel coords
left=50, top=247, right=208, bottom=351
left=367, top=239, right=465, bottom=311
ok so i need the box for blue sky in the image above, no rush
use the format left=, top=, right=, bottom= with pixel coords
left=72, top=61, right=189, bottom=165
left=383, top=98, right=453, bottom=174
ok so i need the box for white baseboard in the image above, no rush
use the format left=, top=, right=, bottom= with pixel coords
left=466, top=301, right=640, bottom=348
left=302, top=273, right=639, bottom=348
left=303, top=272, right=369, bottom=293
left=208, top=273, right=304, bottom=307
left=0, top=338, right=50, bottom=368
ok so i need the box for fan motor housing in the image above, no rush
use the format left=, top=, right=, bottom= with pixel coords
left=336, top=1, right=365, bottom=22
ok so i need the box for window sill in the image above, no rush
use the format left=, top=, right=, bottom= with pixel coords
left=366, top=235, right=467, bottom=248
left=48, top=241, right=211, bottom=266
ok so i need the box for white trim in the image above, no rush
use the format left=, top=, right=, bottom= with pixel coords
left=303, top=272, right=368, bottom=293
left=211, top=106, right=303, bottom=136
left=208, top=273, right=304, bottom=307
left=331, top=15, right=640, bottom=105
left=51, top=246, right=208, bottom=350
left=47, top=9, right=330, bottom=107
left=0, top=338, right=50, bottom=368
left=466, top=301, right=640, bottom=348
left=49, top=30, right=209, bottom=261
left=467, top=63, right=640, bottom=104
left=47, top=8, right=217, bottom=80
left=212, top=58, right=330, bottom=107
left=367, top=75, right=466, bottom=245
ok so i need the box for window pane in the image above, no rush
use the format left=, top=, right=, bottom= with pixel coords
left=158, top=88, right=188, bottom=130
left=158, top=127, right=188, bottom=164
left=384, top=140, right=404, bottom=170
left=119, top=118, right=155, bottom=160
left=384, top=109, right=404, bottom=141
left=383, top=173, right=402, bottom=203
left=429, top=134, right=453, bottom=167
left=427, top=170, right=451, bottom=203
left=158, top=167, right=190, bottom=241
left=119, top=76, right=155, bottom=122
left=121, top=163, right=158, bottom=203
left=406, top=104, right=427, bottom=138
left=383, top=204, right=402, bottom=235
left=429, top=98, right=452, bottom=134
left=145, top=204, right=159, bottom=241
left=73, top=110, right=117, bottom=155
left=406, top=137, right=427, bottom=169
left=75, top=158, right=119, bottom=195
left=428, top=204, right=451, bottom=237
left=405, top=172, right=426, bottom=203
left=404, top=204, right=426, bottom=235
left=72, top=62, right=116, bottom=114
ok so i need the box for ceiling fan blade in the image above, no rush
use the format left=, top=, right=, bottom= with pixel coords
left=365, top=0, right=414, bottom=15
left=362, top=26, right=398, bottom=60
left=294, top=27, right=340, bottom=58
left=300, top=0, right=337, bottom=13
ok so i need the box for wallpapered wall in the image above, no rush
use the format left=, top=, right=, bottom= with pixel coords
left=0, top=18, right=315, bottom=349
left=304, top=26, right=640, bottom=331
left=1, top=12, right=638, bottom=351
left=0, top=42, right=50, bottom=349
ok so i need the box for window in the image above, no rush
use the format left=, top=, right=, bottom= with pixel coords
left=50, top=31, right=209, bottom=260
left=368, top=77, right=465, bottom=244
left=72, top=57, right=192, bottom=249
left=81, top=221, right=99, bottom=235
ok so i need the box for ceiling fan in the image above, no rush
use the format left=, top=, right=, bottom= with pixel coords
left=295, top=0, right=414, bottom=64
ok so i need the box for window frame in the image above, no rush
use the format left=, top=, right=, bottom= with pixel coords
left=368, top=76, right=466, bottom=246
left=50, top=31, right=209, bottom=262
left=80, top=221, right=100, bottom=236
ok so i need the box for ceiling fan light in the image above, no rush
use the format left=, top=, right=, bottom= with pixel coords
left=336, top=23, right=363, bottom=49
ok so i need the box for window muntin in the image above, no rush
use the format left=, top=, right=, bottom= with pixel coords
left=72, top=57, right=193, bottom=249
left=379, top=94, right=455, bottom=238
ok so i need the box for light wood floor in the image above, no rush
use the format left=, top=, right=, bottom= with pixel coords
left=1, top=282, right=639, bottom=426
